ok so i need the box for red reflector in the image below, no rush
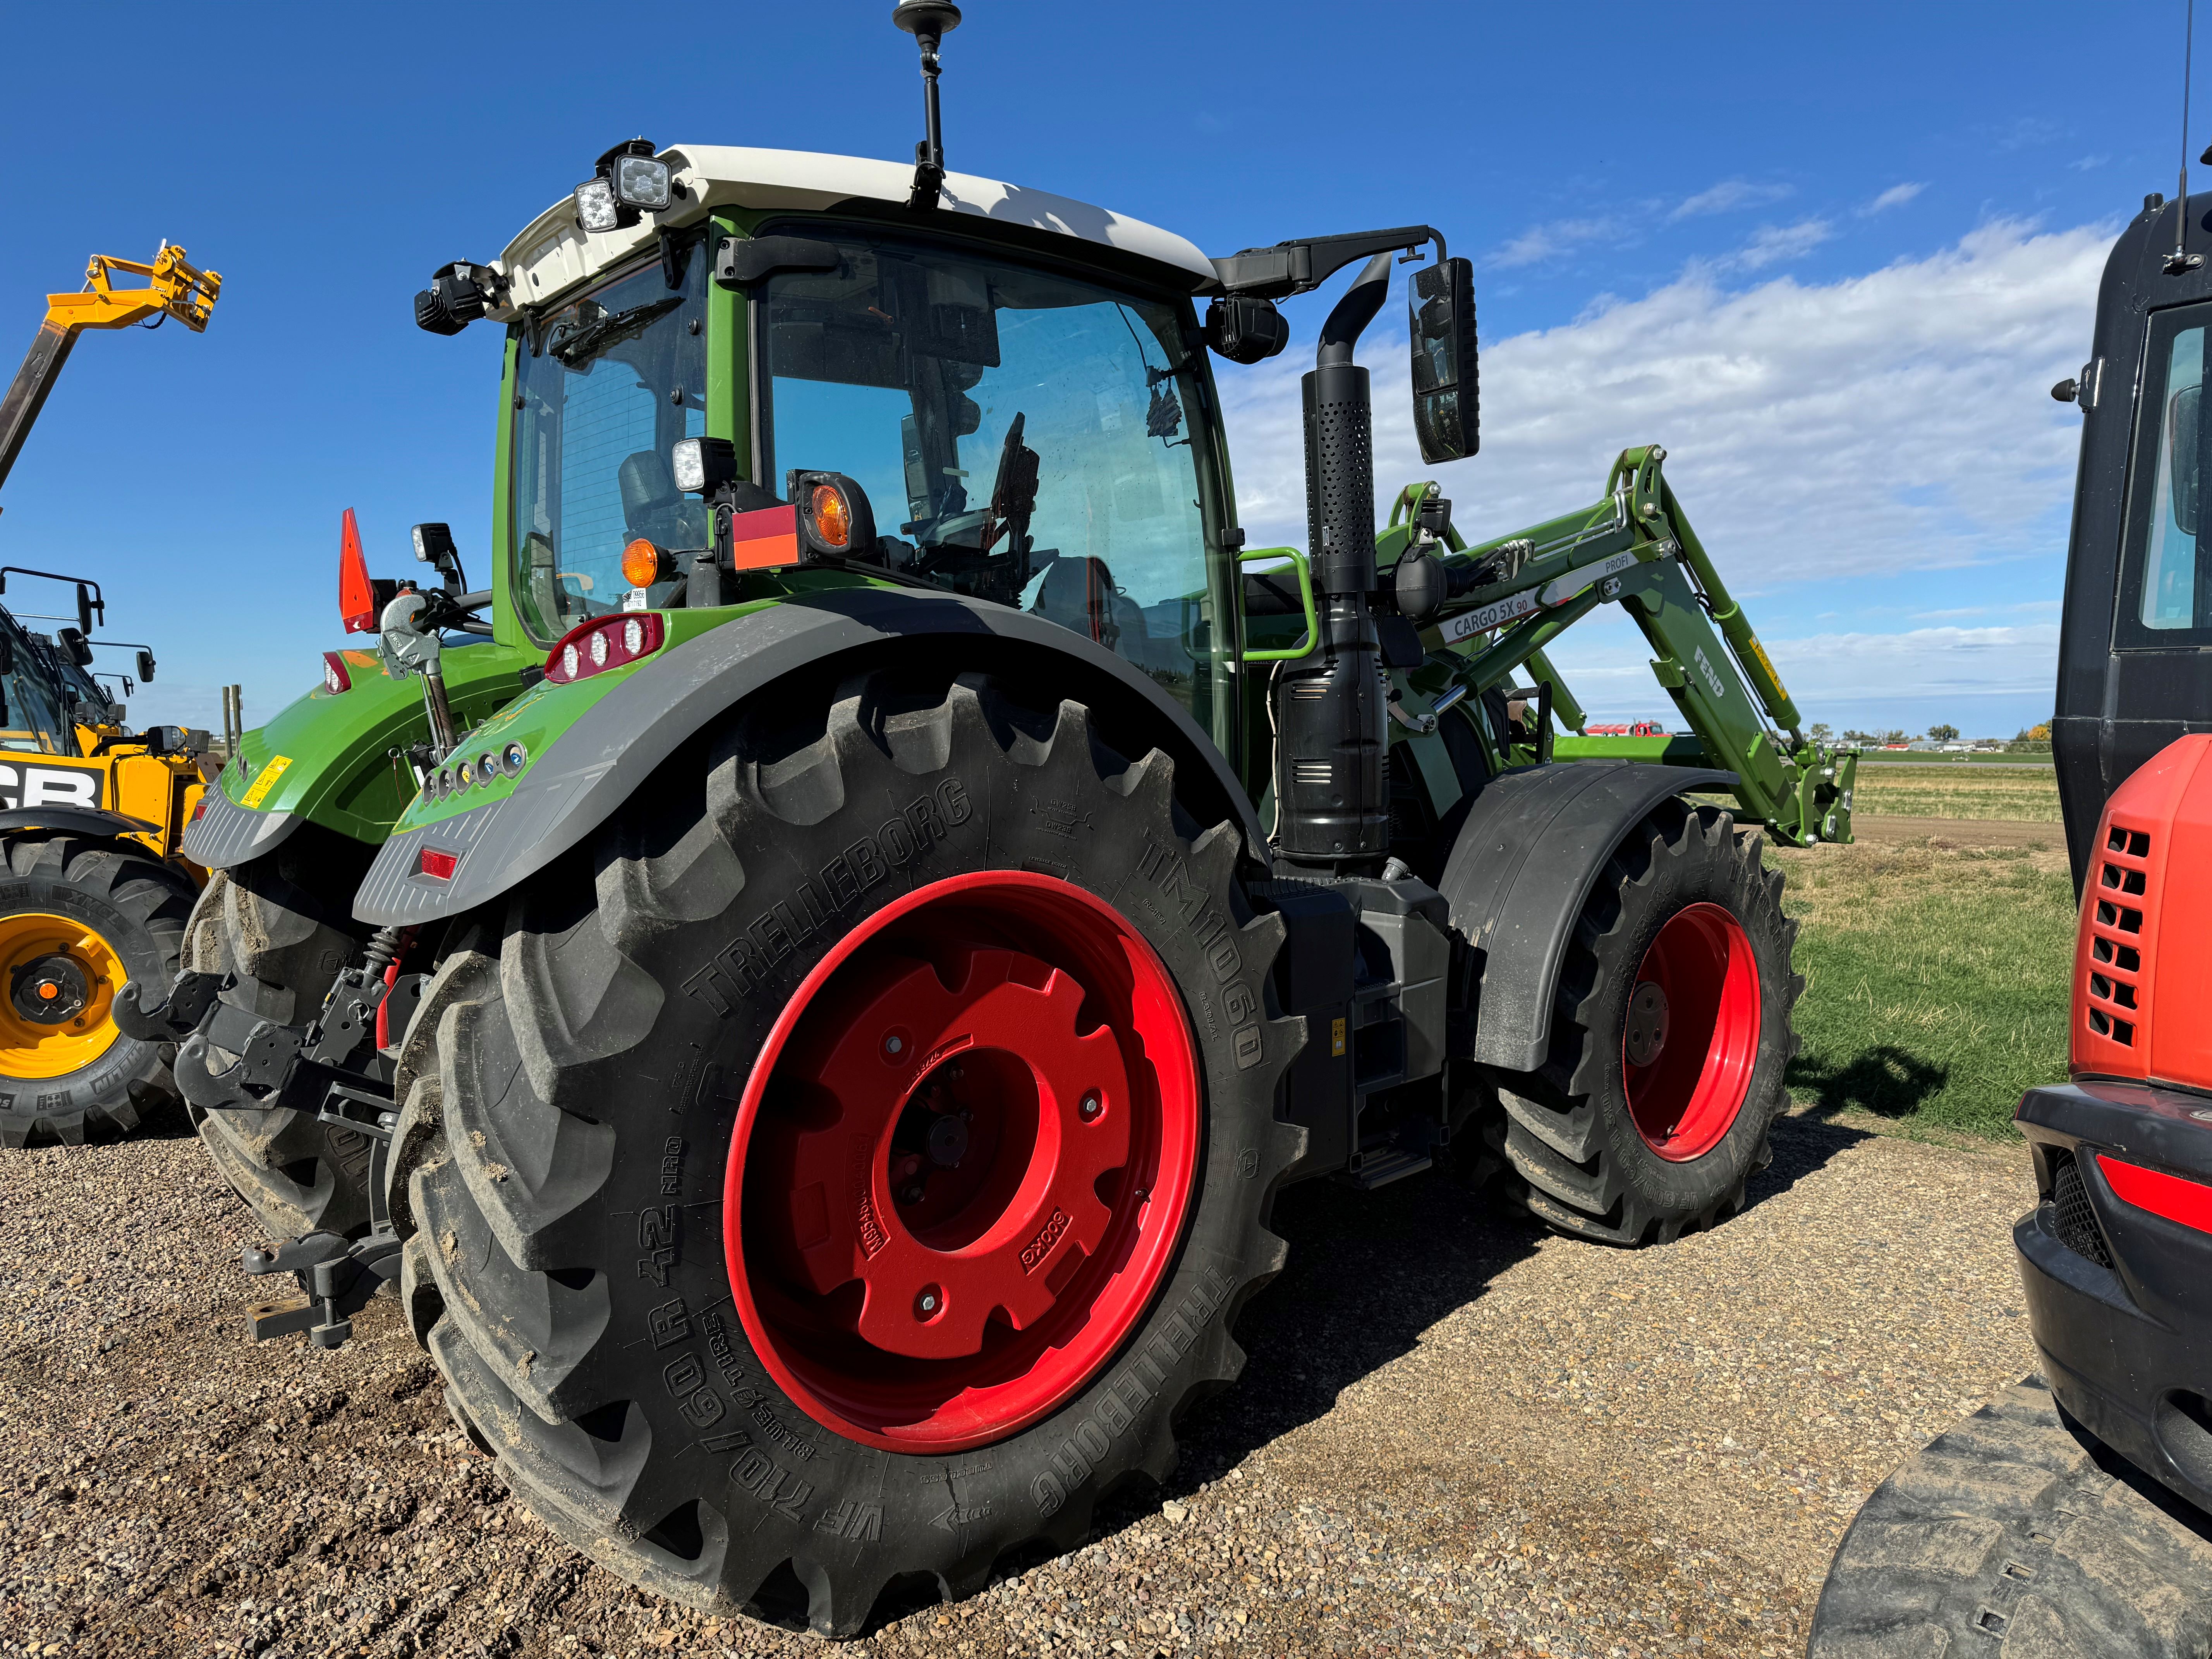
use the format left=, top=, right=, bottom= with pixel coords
left=189, top=797, right=207, bottom=824
left=2097, top=1153, right=2212, bottom=1234
left=417, top=847, right=459, bottom=881
left=340, top=507, right=378, bottom=633
left=728, top=503, right=801, bottom=570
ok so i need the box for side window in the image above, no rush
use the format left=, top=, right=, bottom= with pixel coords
left=510, top=246, right=708, bottom=644
left=2118, top=304, right=2212, bottom=648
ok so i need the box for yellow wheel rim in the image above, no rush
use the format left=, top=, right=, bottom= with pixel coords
left=0, top=911, right=126, bottom=1079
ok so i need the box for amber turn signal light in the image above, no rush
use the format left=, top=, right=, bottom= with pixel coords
left=622, top=537, right=671, bottom=589
left=811, top=485, right=852, bottom=549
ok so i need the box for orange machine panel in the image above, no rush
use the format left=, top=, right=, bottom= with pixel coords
left=2072, top=732, right=2212, bottom=1091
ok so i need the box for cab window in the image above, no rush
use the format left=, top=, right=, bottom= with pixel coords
left=2119, top=302, right=2212, bottom=647
left=510, top=244, right=708, bottom=643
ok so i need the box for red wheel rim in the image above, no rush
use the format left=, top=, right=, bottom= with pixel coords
left=723, top=871, right=1201, bottom=1453
left=1621, top=902, right=1760, bottom=1162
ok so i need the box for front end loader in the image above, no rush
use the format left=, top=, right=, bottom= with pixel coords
left=132, top=5, right=1843, bottom=1633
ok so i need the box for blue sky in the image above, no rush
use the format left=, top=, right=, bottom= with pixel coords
left=0, top=1, right=2187, bottom=737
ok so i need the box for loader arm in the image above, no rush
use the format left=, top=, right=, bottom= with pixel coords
left=1382, top=445, right=1857, bottom=845
left=0, top=245, right=221, bottom=495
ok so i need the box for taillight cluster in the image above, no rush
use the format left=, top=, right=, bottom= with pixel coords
left=546, top=611, right=665, bottom=684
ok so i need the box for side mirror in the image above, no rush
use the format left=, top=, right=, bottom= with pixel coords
left=74, top=584, right=94, bottom=635
left=56, top=627, right=93, bottom=667
left=135, top=649, right=155, bottom=684
left=1409, top=256, right=1478, bottom=464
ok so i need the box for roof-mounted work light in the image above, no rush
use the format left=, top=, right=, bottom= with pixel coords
left=574, top=139, right=672, bottom=234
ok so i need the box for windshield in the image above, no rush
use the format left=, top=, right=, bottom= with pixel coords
left=510, top=243, right=708, bottom=642
left=0, top=618, right=94, bottom=753
left=760, top=230, right=1222, bottom=724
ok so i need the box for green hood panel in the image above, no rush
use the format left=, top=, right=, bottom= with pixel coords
left=221, top=639, right=539, bottom=845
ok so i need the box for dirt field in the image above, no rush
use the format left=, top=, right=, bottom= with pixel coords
left=0, top=1091, right=2037, bottom=1659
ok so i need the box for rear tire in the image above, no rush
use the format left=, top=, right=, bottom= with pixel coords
left=0, top=835, right=198, bottom=1147
left=184, top=833, right=376, bottom=1240
left=387, top=666, right=1302, bottom=1634
left=1483, top=801, right=1799, bottom=1244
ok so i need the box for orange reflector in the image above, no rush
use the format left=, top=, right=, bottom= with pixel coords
left=339, top=507, right=377, bottom=632
left=2098, top=1153, right=2212, bottom=1234
left=621, top=537, right=666, bottom=589
left=812, top=484, right=852, bottom=548
left=417, top=847, right=459, bottom=881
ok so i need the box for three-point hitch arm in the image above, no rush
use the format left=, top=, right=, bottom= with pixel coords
left=0, top=244, right=222, bottom=498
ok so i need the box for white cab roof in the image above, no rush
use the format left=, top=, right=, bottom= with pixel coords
left=498, top=145, right=1216, bottom=309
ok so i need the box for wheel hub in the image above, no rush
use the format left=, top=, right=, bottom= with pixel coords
left=1623, top=981, right=1669, bottom=1068
left=1622, top=902, right=1760, bottom=1162
left=0, top=912, right=124, bottom=1077
left=12, top=954, right=90, bottom=1025
left=727, top=870, right=1200, bottom=1452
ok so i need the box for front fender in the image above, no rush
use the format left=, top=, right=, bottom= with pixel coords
left=353, top=588, right=1267, bottom=926
left=1438, top=759, right=1737, bottom=1073
left=181, top=640, right=539, bottom=870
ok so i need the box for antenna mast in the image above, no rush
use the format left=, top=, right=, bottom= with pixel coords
left=2174, top=0, right=2204, bottom=273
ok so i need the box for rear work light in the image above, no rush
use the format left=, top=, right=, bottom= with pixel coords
left=2097, top=1153, right=2212, bottom=1235
left=544, top=611, right=665, bottom=685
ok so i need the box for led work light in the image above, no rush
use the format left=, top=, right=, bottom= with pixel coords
left=573, top=139, right=673, bottom=234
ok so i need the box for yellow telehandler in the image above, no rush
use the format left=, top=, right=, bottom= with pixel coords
left=0, top=245, right=224, bottom=1144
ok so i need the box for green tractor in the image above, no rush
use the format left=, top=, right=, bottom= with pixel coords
left=126, top=3, right=1853, bottom=1634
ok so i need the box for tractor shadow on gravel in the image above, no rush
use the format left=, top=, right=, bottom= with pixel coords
left=1113, top=1166, right=1550, bottom=1517
left=1118, top=1105, right=1882, bottom=1525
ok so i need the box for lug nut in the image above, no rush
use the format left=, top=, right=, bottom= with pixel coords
left=1079, top=1091, right=1102, bottom=1121
left=883, top=1033, right=904, bottom=1057
left=915, top=1286, right=942, bottom=1319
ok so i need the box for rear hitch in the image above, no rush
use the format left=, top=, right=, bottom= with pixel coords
left=242, top=1225, right=402, bottom=1349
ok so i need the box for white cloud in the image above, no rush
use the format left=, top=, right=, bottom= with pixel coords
left=1213, top=217, right=2110, bottom=731
left=1719, top=217, right=1834, bottom=270
left=1860, top=182, right=1926, bottom=215
left=1218, top=216, right=2110, bottom=580
left=1670, top=179, right=1793, bottom=221
left=1486, top=218, right=1609, bottom=268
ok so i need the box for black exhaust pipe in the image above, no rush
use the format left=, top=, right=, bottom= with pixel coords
left=1275, top=251, right=1396, bottom=874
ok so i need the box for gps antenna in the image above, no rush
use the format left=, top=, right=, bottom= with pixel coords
left=2172, top=0, right=2204, bottom=273
left=894, top=2, right=962, bottom=211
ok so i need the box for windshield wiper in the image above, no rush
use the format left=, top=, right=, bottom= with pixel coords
left=546, top=296, right=683, bottom=366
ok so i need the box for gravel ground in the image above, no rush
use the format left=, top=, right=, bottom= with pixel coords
left=0, top=1102, right=2037, bottom=1659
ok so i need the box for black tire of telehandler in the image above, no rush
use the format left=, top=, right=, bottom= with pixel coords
left=1808, top=1377, right=2212, bottom=1658
left=184, top=837, right=377, bottom=1242
left=0, top=835, right=199, bottom=1147
left=1482, top=801, right=1800, bottom=1245
left=385, top=666, right=1304, bottom=1637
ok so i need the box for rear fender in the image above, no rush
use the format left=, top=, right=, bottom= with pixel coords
left=1437, top=759, right=1737, bottom=1072
left=353, top=587, right=1267, bottom=926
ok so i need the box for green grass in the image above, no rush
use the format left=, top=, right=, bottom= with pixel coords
left=1772, top=837, right=2076, bottom=1141
left=1852, top=765, right=2062, bottom=822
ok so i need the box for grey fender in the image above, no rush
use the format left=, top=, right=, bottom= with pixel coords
left=0, top=806, right=163, bottom=842
left=354, top=586, right=1268, bottom=926
left=179, top=789, right=300, bottom=870
left=1437, top=759, right=1738, bottom=1074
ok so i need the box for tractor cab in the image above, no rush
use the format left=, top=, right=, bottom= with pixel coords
left=2054, top=191, right=2212, bottom=887
left=466, top=143, right=1250, bottom=769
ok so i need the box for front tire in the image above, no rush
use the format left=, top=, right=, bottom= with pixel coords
left=183, top=833, right=376, bottom=1240
left=1484, top=800, right=1800, bottom=1244
left=388, top=667, right=1301, bottom=1633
